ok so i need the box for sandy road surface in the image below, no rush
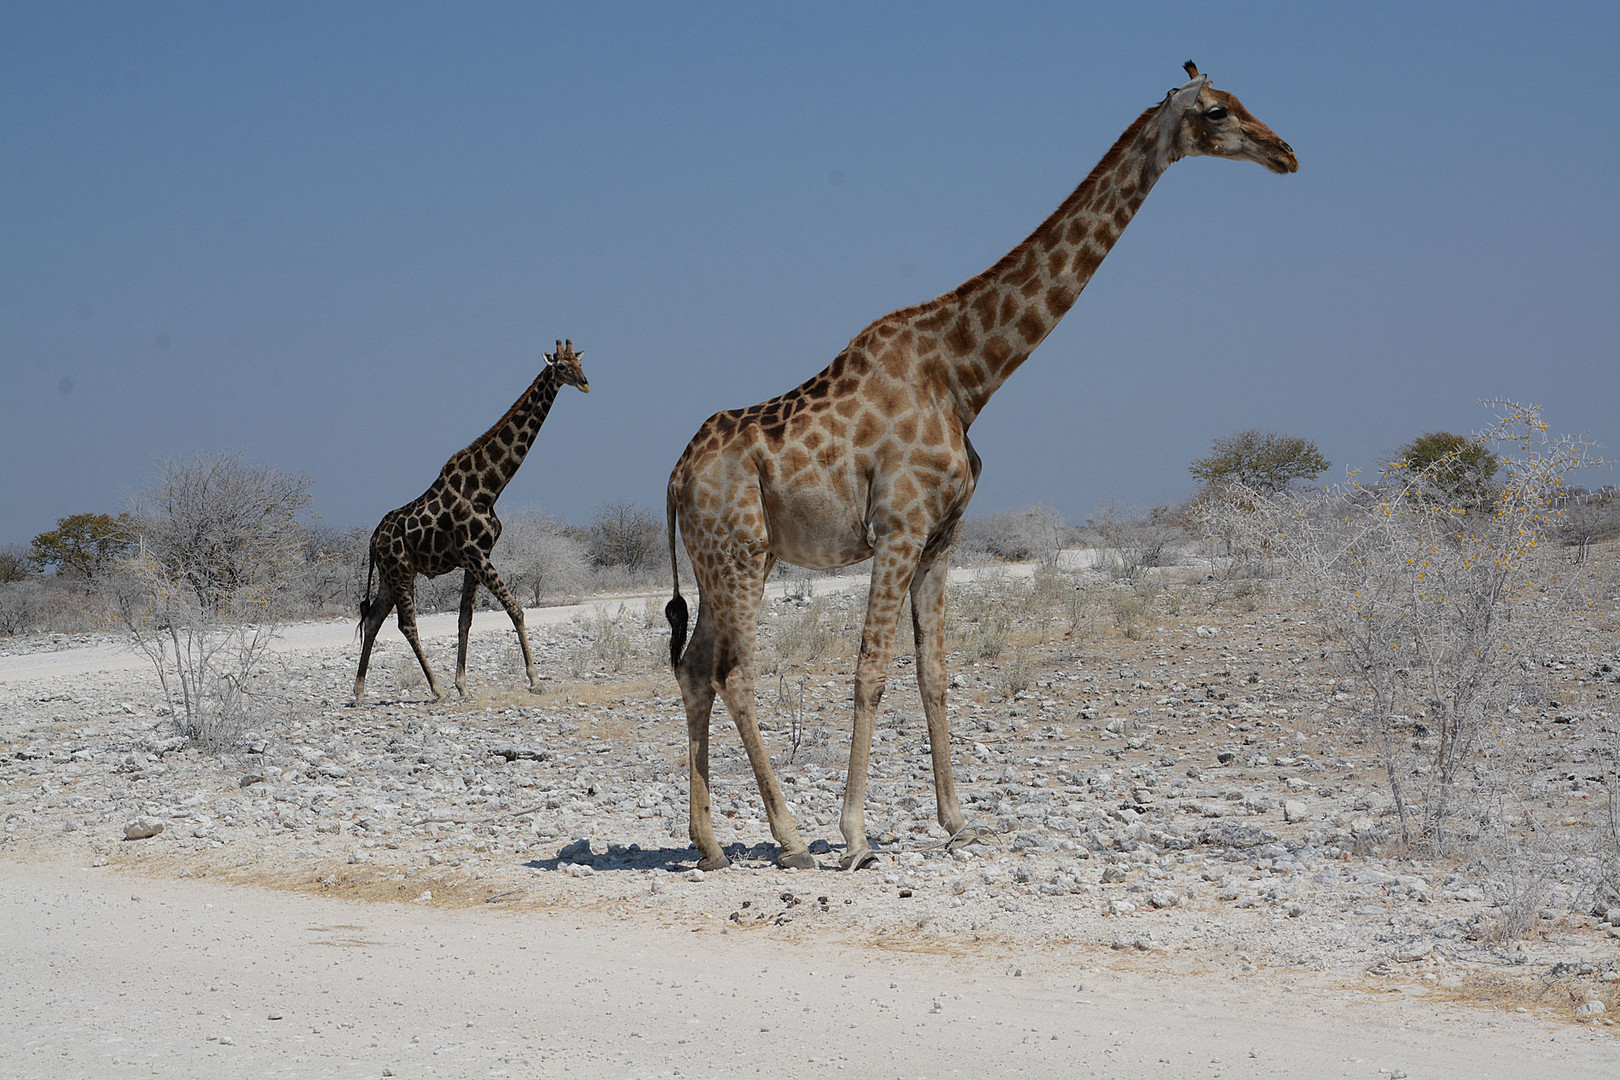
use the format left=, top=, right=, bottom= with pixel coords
left=0, top=592, right=689, bottom=686
left=2, top=856, right=1613, bottom=1080
left=0, top=555, right=1093, bottom=687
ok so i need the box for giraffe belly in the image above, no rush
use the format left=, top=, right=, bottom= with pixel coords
left=762, top=492, right=872, bottom=571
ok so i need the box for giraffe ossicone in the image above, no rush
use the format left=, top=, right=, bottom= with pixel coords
left=665, top=64, right=1296, bottom=872
left=353, top=340, right=589, bottom=703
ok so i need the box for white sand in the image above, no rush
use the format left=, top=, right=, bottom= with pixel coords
left=4, top=856, right=1612, bottom=1079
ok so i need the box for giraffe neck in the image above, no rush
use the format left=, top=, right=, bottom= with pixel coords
left=447, top=365, right=564, bottom=502
left=905, top=102, right=1176, bottom=425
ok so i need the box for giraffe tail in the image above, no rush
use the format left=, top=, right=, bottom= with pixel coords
left=357, top=545, right=378, bottom=639
left=664, top=479, right=688, bottom=667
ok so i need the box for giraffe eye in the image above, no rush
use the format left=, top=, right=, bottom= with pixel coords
left=1205, top=105, right=1228, bottom=121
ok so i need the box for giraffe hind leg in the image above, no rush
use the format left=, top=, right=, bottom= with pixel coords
left=673, top=602, right=728, bottom=870
left=392, top=577, right=444, bottom=701
left=354, top=581, right=395, bottom=703
left=910, top=551, right=989, bottom=851
left=704, top=552, right=813, bottom=871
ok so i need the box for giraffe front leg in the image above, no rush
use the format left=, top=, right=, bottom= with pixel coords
left=472, top=560, right=540, bottom=691
left=454, top=571, right=478, bottom=697
left=911, top=550, right=987, bottom=850
left=839, top=535, right=922, bottom=871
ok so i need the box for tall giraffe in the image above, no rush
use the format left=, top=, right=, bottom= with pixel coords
left=354, top=340, right=589, bottom=703
left=665, top=63, right=1296, bottom=871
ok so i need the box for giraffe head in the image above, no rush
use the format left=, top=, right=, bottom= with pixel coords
left=545, top=338, right=590, bottom=393
left=1159, top=61, right=1297, bottom=174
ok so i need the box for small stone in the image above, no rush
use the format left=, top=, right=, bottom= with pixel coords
left=557, top=838, right=592, bottom=863
left=123, top=816, right=164, bottom=840
left=1283, top=800, right=1309, bottom=823
left=1574, top=1000, right=1606, bottom=1017
left=684, top=869, right=705, bottom=882
left=1148, top=891, right=1179, bottom=909
left=1106, top=899, right=1136, bottom=916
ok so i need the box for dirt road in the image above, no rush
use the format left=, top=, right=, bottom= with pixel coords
left=2, top=856, right=1611, bottom=1079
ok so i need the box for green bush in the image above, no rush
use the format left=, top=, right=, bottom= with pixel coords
left=27, top=513, right=134, bottom=590
left=1391, top=430, right=1500, bottom=513
left=1190, top=430, right=1329, bottom=495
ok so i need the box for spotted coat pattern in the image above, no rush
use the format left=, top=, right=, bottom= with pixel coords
left=664, top=65, right=1297, bottom=871
left=354, top=341, right=590, bottom=702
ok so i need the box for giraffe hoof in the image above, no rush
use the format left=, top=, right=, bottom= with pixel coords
left=778, top=849, right=817, bottom=871
left=698, top=853, right=731, bottom=872
left=839, top=848, right=880, bottom=872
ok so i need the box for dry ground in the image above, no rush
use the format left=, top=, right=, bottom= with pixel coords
left=2, top=546, right=1617, bottom=1077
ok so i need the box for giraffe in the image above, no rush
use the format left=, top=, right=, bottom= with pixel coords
left=354, top=340, right=589, bottom=703
left=664, top=63, right=1296, bottom=871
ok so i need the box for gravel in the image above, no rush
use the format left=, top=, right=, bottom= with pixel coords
left=2, top=557, right=1618, bottom=1025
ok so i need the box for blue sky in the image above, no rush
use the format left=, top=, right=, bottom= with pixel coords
left=4, top=2, right=1616, bottom=548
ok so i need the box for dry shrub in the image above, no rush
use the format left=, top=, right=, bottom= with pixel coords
left=103, top=454, right=311, bottom=751
left=1085, top=505, right=1185, bottom=581
left=494, top=510, right=591, bottom=607
left=1110, top=580, right=1159, bottom=640
left=766, top=593, right=860, bottom=670
left=1476, top=830, right=1584, bottom=944
left=996, top=647, right=1038, bottom=698
left=950, top=585, right=1012, bottom=661
left=566, top=607, right=641, bottom=677
left=956, top=506, right=1064, bottom=566
left=1226, top=403, right=1602, bottom=853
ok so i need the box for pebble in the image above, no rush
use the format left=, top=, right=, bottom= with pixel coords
left=123, top=816, right=164, bottom=840
left=0, top=574, right=1614, bottom=997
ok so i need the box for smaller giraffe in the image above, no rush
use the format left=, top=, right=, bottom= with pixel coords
left=354, top=340, right=589, bottom=703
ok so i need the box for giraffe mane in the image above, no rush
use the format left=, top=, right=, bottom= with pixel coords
left=880, top=104, right=1160, bottom=329
left=456, top=368, right=553, bottom=461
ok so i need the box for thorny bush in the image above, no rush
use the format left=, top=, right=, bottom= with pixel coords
left=1211, top=403, right=1603, bottom=854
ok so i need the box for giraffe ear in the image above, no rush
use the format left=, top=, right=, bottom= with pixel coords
left=1170, top=71, right=1207, bottom=112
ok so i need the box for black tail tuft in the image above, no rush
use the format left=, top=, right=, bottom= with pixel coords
left=665, top=595, right=688, bottom=668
